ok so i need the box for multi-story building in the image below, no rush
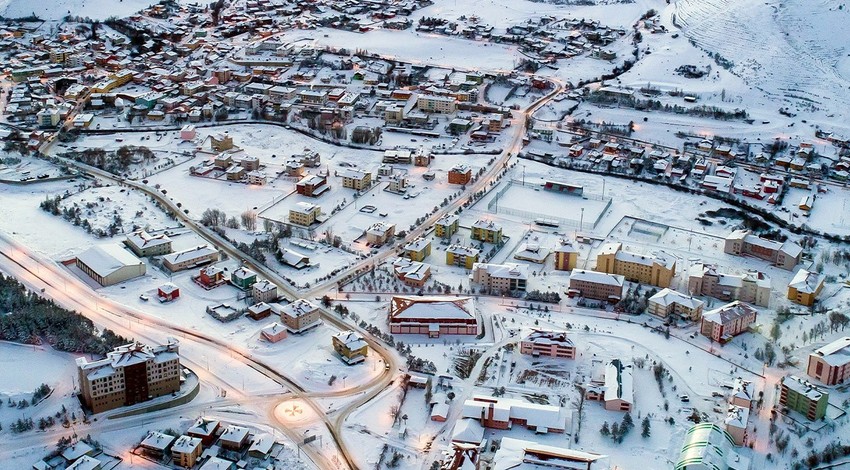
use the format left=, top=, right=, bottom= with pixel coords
left=724, top=229, right=802, bottom=270
left=674, top=424, right=750, bottom=470
left=332, top=331, right=369, bottom=365
left=365, top=222, right=395, bottom=246
left=807, top=337, right=850, bottom=385
left=186, top=417, right=220, bottom=445
left=171, top=435, right=202, bottom=468
left=230, top=266, right=257, bottom=290
left=37, top=107, right=60, bottom=128
left=403, top=237, right=431, bottom=261
left=446, top=245, right=480, bottom=269
left=462, top=395, right=568, bottom=433
left=471, top=263, right=528, bottom=292
left=435, top=214, right=459, bottom=239
left=289, top=202, right=321, bottom=227
left=448, top=164, right=472, bottom=185
left=339, top=168, right=372, bottom=191
left=125, top=230, right=173, bottom=257
left=417, top=94, right=457, bottom=114
left=210, top=133, right=233, bottom=151
left=567, top=269, right=625, bottom=302
left=295, top=174, right=329, bottom=197
left=219, top=425, right=250, bottom=451
left=252, top=280, right=278, bottom=304
left=724, top=405, right=749, bottom=446
left=163, top=245, right=219, bottom=272
left=647, top=288, right=705, bottom=320
left=392, top=258, right=431, bottom=287
left=584, top=359, right=634, bottom=412
left=780, top=375, right=828, bottom=421
left=594, top=242, right=676, bottom=288
left=699, top=301, right=757, bottom=343
left=471, top=219, right=503, bottom=244
left=76, top=340, right=180, bottom=414
left=273, top=299, right=321, bottom=333
left=553, top=241, right=579, bottom=271
left=520, top=330, right=576, bottom=359
left=389, top=296, right=478, bottom=337
left=731, top=378, right=754, bottom=408
left=491, top=438, right=607, bottom=470
left=787, top=269, right=825, bottom=306
left=688, top=263, right=771, bottom=307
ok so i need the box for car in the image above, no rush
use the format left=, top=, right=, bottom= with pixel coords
left=139, top=294, right=150, bottom=301
left=384, top=363, right=390, bottom=371
left=712, top=391, right=724, bottom=398
left=680, top=395, right=690, bottom=402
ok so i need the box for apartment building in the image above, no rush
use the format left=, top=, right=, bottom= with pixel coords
left=125, top=230, right=173, bottom=257
left=76, top=340, right=180, bottom=414
left=594, top=242, right=676, bottom=288
left=162, top=245, right=219, bottom=272
left=787, top=269, right=825, bottom=307
left=699, top=301, right=757, bottom=343
left=251, top=280, right=278, bottom=304
left=724, top=229, right=802, bottom=270
left=230, top=266, right=257, bottom=290
left=448, top=164, right=472, bottom=185
left=332, top=331, right=369, bottom=365
left=171, top=435, right=202, bottom=468
left=647, top=288, right=705, bottom=320
left=471, top=219, right=503, bottom=244
left=780, top=375, right=828, bottom=421
left=273, top=299, right=321, bottom=333
left=520, top=330, right=576, bottom=359
left=295, top=174, right=329, bottom=197
left=688, top=263, right=771, bottom=307
left=435, top=214, right=460, bottom=238
left=807, top=337, right=850, bottom=385
left=339, top=168, right=372, bottom=191
left=289, top=201, right=321, bottom=226
left=553, top=241, right=579, bottom=271
left=403, top=237, right=432, bottom=261
left=567, top=269, right=625, bottom=302
left=365, top=222, right=395, bottom=246
left=417, top=94, right=457, bottom=114
left=471, top=263, right=528, bottom=292
left=446, top=244, right=480, bottom=269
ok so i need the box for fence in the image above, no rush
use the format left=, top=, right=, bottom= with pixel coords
left=488, top=178, right=612, bottom=229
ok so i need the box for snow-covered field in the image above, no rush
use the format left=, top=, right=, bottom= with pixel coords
left=0, top=0, right=177, bottom=21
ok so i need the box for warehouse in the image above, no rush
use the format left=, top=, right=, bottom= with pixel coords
left=75, top=245, right=146, bottom=286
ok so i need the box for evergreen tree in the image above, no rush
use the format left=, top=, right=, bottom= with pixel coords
left=641, top=417, right=651, bottom=438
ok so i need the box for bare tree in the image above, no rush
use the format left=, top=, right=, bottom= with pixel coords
left=240, top=210, right=257, bottom=231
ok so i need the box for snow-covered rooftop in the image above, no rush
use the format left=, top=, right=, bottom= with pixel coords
left=76, top=244, right=144, bottom=277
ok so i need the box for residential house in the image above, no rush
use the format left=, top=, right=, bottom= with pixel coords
left=252, top=280, right=278, bottom=304
left=366, top=222, right=395, bottom=246
left=295, top=174, right=329, bottom=197
left=261, top=322, right=287, bottom=343
left=340, top=168, right=372, bottom=191
left=171, top=436, right=203, bottom=468
left=553, top=241, right=578, bottom=271
left=448, top=164, right=472, bottom=185
left=219, top=425, right=250, bottom=451
left=230, top=266, right=257, bottom=290
left=186, top=417, right=220, bottom=446
left=332, top=331, right=369, bottom=365
left=273, top=299, right=321, bottom=333
left=198, top=265, right=225, bottom=288
left=787, top=269, right=824, bottom=306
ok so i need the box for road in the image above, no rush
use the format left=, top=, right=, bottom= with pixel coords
left=7, top=69, right=564, bottom=467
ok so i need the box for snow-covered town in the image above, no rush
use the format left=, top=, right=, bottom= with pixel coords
left=1, top=0, right=850, bottom=469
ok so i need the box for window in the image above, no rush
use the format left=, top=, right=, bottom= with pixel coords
left=815, top=362, right=823, bottom=375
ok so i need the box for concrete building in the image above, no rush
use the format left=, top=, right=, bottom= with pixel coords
left=435, top=214, right=459, bottom=238
left=584, top=359, right=633, bottom=412
left=446, top=245, right=480, bottom=269
left=273, top=299, right=321, bottom=333
left=513, top=243, right=550, bottom=264
left=807, top=337, right=850, bottom=385
left=700, top=301, right=757, bottom=343
left=471, top=219, right=502, bottom=244
left=688, top=263, right=771, bottom=307
left=210, top=133, right=233, bottom=151
left=674, top=424, right=749, bottom=470
left=724, top=229, right=802, bottom=270
left=163, top=245, right=219, bottom=272
left=731, top=378, right=754, bottom=408
left=219, top=425, right=250, bottom=451
left=491, top=438, right=607, bottom=470
left=389, top=296, right=478, bottom=337
left=520, top=330, right=576, bottom=359
left=417, top=94, right=457, bottom=114
left=186, top=417, right=220, bottom=445
left=76, top=340, right=180, bottom=414
left=647, top=288, right=705, bottom=320
left=230, top=266, right=257, bottom=290
left=448, top=164, right=472, bottom=185
left=392, top=258, right=431, bottom=287
left=471, top=263, right=528, bottom=292
left=567, top=269, right=625, bottom=302
left=462, top=395, right=568, bottom=433
left=75, top=245, right=146, bottom=286
left=261, top=322, right=287, bottom=343
left=124, top=230, right=173, bottom=257
left=198, top=265, right=225, bottom=288
left=332, top=331, right=369, bottom=365
left=295, top=174, right=329, bottom=197
left=252, top=280, right=278, bottom=304
left=289, top=202, right=321, bottom=226
left=594, top=242, right=676, bottom=288
left=553, top=241, right=579, bottom=271
left=724, top=406, right=749, bottom=446
left=365, top=222, right=395, bottom=246
left=787, top=269, right=825, bottom=307
left=780, top=375, right=828, bottom=421
left=403, top=237, right=431, bottom=261
left=339, top=168, right=372, bottom=191
left=171, top=435, right=202, bottom=468
left=139, top=432, right=176, bottom=459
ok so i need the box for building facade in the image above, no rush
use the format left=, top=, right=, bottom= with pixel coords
left=780, top=375, right=828, bottom=421
left=699, top=301, right=757, bottom=343
left=519, top=330, right=576, bottom=359
left=807, top=337, right=850, bottom=385
left=594, top=242, right=676, bottom=288
left=567, top=269, right=625, bottom=302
